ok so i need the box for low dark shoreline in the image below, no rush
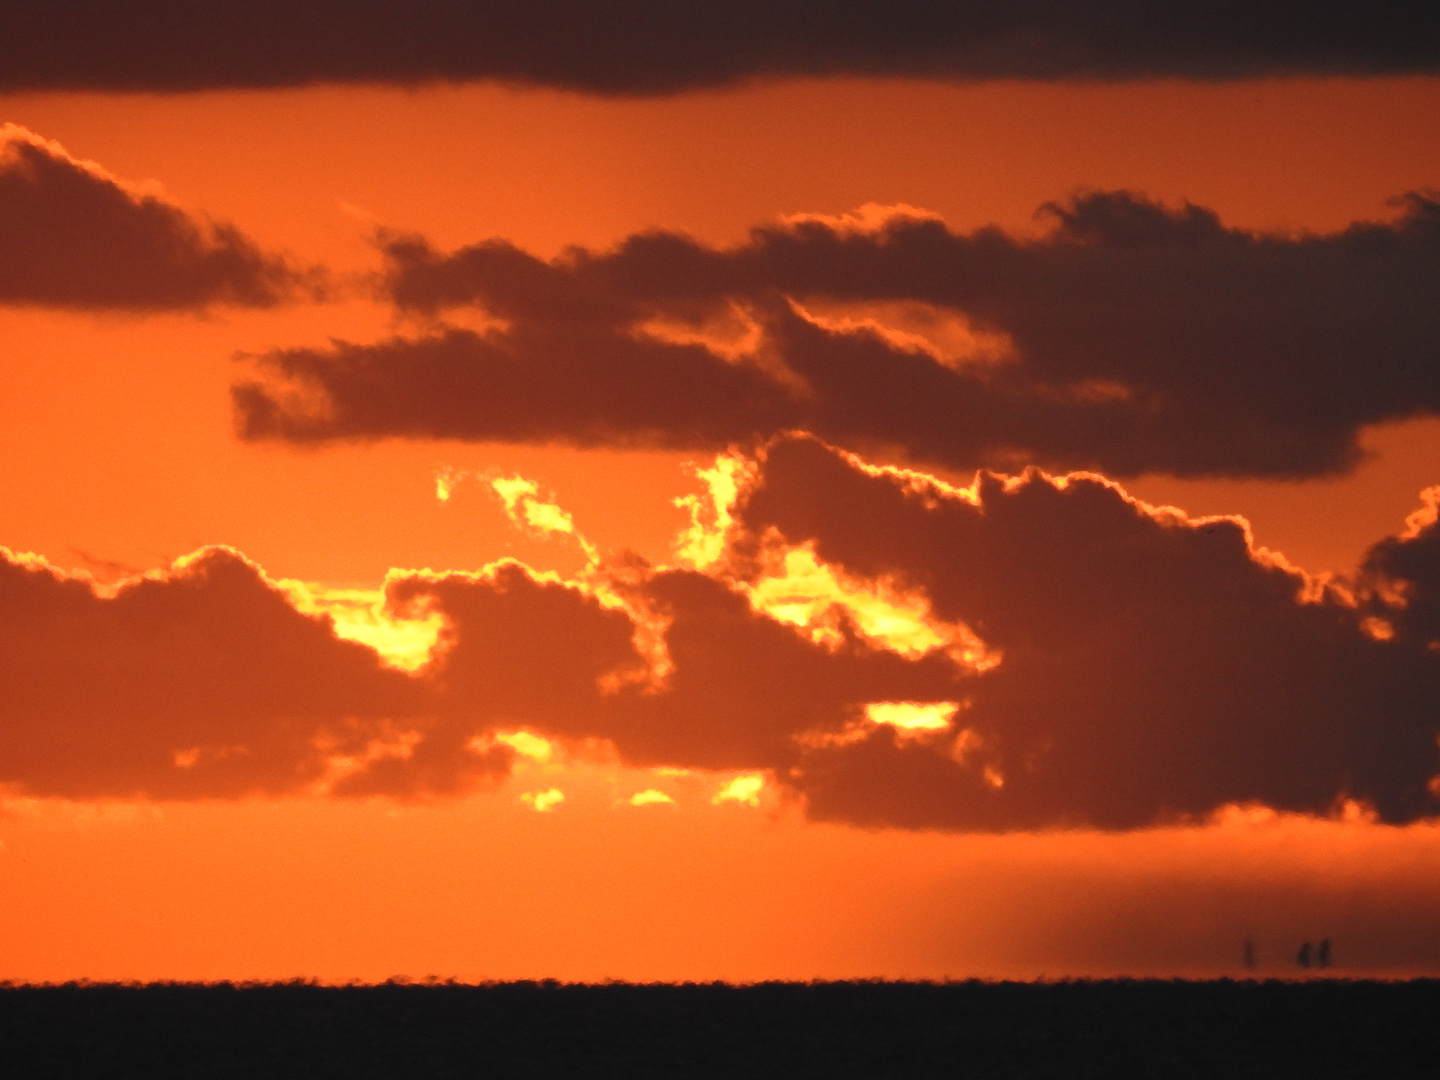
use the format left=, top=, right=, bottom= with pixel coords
left=3, top=978, right=1435, bottom=1078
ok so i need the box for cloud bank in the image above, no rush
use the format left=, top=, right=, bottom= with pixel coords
left=237, top=192, right=1440, bottom=479
left=6, top=438, right=1439, bottom=828
left=0, top=547, right=446, bottom=799
left=4, top=1, right=1437, bottom=94
left=0, top=126, right=315, bottom=310
left=730, top=436, right=1440, bottom=829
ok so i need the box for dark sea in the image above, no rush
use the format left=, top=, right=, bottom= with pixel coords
left=2, top=978, right=1433, bottom=1078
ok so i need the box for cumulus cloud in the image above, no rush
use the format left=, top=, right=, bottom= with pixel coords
left=3, top=1, right=1436, bottom=94
left=0, top=547, right=450, bottom=799
left=389, top=560, right=965, bottom=773
left=235, top=191, right=1440, bottom=479
left=728, top=435, right=1440, bottom=829
left=7, top=439, right=1440, bottom=827
left=1361, top=487, right=1440, bottom=648
left=0, top=544, right=963, bottom=803
left=0, top=126, right=316, bottom=310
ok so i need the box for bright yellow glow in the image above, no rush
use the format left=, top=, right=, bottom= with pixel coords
left=520, top=788, right=565, bottom=812
left=495, top=731, right=554, bottom=763
left=674, top=453, right=750, bottom=570
left=747, top=545, right=945, bottom=654
left=713, top=774, right=764, bottom=807
left=489, top=475, right=536, bottom=505
left=744, top=543, right=997, bottom=669
left=800, top=701, right=959, bottom=751
left=279, top=580, right=445, bottom=672
left=628, top=789, right=675, bottom=807
left=490, top=474, right=598, bottom=562
left=1, top=546, right=69, bottom=575
left=433, top=466, right=465, bottom=502
left=865, top=701, right=958, bottom=731
left=672, top=449, right=997, bottom=670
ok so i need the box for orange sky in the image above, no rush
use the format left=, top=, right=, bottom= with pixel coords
left=4, top=71, right=1440, bottom=982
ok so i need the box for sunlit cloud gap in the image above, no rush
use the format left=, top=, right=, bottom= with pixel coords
left=279, top=580, right=445, bottom=672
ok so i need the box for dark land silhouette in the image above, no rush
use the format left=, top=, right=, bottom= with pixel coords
left=1, top=978, right=1435, bottom=1078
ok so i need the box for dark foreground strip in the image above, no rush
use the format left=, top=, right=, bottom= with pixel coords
left=1, top=979, right=1434, bottom=1079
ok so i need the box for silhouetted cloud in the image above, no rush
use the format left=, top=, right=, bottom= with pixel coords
left=237, top=192, right=1440, bottom=479
left=7, top=440, right=1439, bottom=826
left=728, top=435, right=1440, bottom=829
left=0, top=546, right=962, bottom=802
left=0, top=126, right=316, bottom=310
left=385, top=561, right=965, bottom=775
left=1361, top=487, right=1440, bottom=649
left=4, top=1, right=1437, bottom=94
left=0, top=547, right=453, bottom=799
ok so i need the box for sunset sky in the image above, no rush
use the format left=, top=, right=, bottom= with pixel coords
left=4, top=3, right=1440, bottom=983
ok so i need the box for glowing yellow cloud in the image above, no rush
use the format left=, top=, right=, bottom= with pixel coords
left=490, top=474, right=598, bottom=562
left=495, top=731, right=554, bottom=763
left=712, top=774, right=764, bottom=807
left=674, top=453, right=751, bottom=570
left=628, top=789, right=675, bottom=806
left=673, top=448, right=997, bottom=672
left=521, top=788, right=565, bottom=812
left=277, top=580, right=445, bottom=672
left=434, top=466, right=466, bottom=502
left=747, top=545, right=952, bottom=654
left=865, top=701, right=958, bottom=731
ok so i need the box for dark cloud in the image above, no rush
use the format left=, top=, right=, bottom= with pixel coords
left=7, top=440, right=1439, bottom=827
left=729, top=435, right=1440, bottom=829
left=1361, top=488, right=1440, bottom=648
left=387, top=561, right=964, bottom=774
left=237, top=192, right=1440, bottom=479
left=0, top=547, right=444, bottom=799
left=0, top=125, right=316, bottom=310
left=3, top=1, right=1437, bottom=94
left=0, top=545, right=963, bottom=802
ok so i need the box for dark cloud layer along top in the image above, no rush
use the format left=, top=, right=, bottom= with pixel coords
left=237, top=191, right=1440, bottom=479
left=0, top=126, right=314, bottom=310
left=5, top=438, right=1440, bottom=828
left=4, top=1, right=1438, bottom=94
